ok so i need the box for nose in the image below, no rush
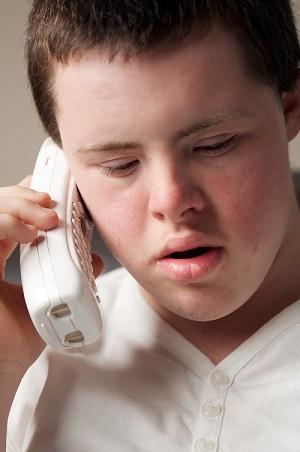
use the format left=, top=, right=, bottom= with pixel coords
left=148, top=162, right=206, bottom=222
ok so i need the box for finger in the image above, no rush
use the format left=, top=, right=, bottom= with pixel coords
left=0, top=219, right=41, bottom=279
left=0, top=237, right=18, bottom=260
left=0, top=184, right=53, bottom=209
left=91, top=253, right=104, bottom=278
left=0, top=197, right=58, bottom=232
left=0, top=239, right=19, bottom=279
left=17, top=175, right=32, bottom=188
left=0, top=216, right=39, bottom=243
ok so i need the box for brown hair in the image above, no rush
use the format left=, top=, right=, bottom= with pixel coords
left=26, top=0, right=300, bottom=145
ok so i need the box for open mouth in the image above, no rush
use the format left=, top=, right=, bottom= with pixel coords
left=167, top=247, right=212, bottom=259
left=157, top=245, right=223, bottom=281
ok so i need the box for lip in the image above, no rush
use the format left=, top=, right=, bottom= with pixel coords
left=155, top=235, right=223, bottom=283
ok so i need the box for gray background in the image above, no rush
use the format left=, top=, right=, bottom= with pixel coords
left=1, top=1, right=300, bottom=282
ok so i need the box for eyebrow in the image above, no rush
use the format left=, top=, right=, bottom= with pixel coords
left=175, top=109, right=253, bottom=139
left=74, top=109, right=253, bottom=156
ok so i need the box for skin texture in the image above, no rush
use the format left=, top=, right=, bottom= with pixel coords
left=54, top=23, right=300, bottom=363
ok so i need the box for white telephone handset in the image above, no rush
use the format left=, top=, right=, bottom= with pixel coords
left=20, top=138, right=103, bottom=350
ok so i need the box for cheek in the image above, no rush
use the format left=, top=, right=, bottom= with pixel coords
left=80, top=178, right=146, bottom=258
left=212, top=144, right=290, bottom=252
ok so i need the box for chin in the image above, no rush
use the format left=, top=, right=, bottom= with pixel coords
left=171, top=304, right=232, bottom=322
left=139, top=273, right=249, bottom=322
left=155, top=288, right=237, bottom=322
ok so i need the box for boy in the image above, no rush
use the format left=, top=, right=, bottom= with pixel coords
left=1, top=1, right=300, bottom=450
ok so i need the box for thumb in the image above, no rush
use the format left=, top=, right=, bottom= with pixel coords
left=18, top=175, right=32, bottom=188
left=91, top=253, right=104, bottom=278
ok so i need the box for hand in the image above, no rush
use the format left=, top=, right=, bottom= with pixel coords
left=0, top=175, right=105, bottom=450
left=0, top=175, right=104, bottom=373
left=0, top=176, right=59, bottom=372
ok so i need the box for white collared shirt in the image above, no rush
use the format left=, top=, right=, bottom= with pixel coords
left=7, top=267, right=300, bottom=451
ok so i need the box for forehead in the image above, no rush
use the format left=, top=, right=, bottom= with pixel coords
left=53, top=22, right=269, bottom=150
left=54, top=22, right=249, bottom=102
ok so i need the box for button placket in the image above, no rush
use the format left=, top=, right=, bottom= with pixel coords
left=192, top=369, right=232, bottom=452
left=211, top=370, right=231, bottom=387
left=194, top=437, right=215, bottom=452
left=202, top=400, right=223, bottom=417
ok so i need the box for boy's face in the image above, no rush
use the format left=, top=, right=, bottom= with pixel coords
left=55, top=23, right=300, bottom=322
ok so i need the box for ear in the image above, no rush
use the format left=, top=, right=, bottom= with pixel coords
left=281, top=71, right=300, bottom=142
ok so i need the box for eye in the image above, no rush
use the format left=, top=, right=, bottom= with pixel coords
left=194, top=136, right=236, bottom=156
left=98, top=160, right=139, bottom=177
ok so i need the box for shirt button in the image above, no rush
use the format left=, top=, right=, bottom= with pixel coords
left=202, top=400, right=223, bottom=417
left=194, top=437, right=215, bottom=452
left=211, top=370, right=231, bottom=386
